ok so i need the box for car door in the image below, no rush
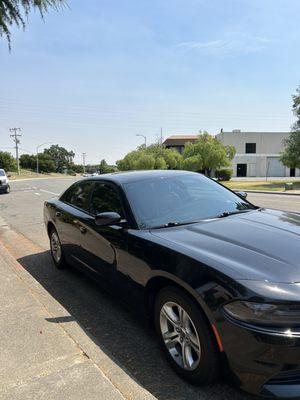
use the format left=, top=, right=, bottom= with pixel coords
left=76, top=181, right=128, bottom=282
left=55, top=180, right=94, bottom=263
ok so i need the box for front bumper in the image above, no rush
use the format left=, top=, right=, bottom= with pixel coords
left=0, top=183, right=9, bottom=192
left=219, top=317, right=300, bottom=398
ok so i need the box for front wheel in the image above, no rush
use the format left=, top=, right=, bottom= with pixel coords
left=5, top=185, right=10, bottom=194
left=155, top=286, right=220, bottom=385
left=49, top=227, right=68, bottom=269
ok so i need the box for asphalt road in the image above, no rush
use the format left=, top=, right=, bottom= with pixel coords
left=0, top=177, right=299, bottom=400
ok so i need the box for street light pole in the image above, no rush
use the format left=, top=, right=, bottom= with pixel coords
left=36, top=142, right=52, bottom=174
left=136, top=134, right=147, bottom=147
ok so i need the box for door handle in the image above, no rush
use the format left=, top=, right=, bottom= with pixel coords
left=80, top=226, right=87, bottom=234
left=56, top=211, right=61, bottom=217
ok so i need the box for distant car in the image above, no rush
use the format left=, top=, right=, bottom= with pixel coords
left=0, top=169, right=10, bottom=194
left=44, top=170, right=300, bottom=398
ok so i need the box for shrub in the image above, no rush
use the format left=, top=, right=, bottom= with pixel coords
left=215, top=169, right=232, bottom=181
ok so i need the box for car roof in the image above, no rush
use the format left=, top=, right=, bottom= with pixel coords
left=85, top=170, right=198, bottom=184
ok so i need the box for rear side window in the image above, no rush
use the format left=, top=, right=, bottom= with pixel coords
left=64, top=181, right=93, bottom=211
left=90, top=183, right=124, bottom=217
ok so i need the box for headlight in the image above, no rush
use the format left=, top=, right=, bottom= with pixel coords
left=223, top=301, right=300, bottom=327
left=1, top=178, right=7, bottom=183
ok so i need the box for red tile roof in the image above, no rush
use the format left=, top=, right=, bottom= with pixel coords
left=163, top=135, right=198, bottom=146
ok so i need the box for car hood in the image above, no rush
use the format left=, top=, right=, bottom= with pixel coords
left=150, top=209, right=300, bottom=283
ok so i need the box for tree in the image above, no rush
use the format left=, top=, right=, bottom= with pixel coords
left=0, top=151, right=16, bottom=171
left=280, top=86, right=300, bottom=169
left=20, top=153, right=36, bottom=170
left=73, top=164, right=84, bottom=174
left=182, top=132, right=236, bottom=176
left=116, top=142, right=183, bottom=171
left=20, top=153, right=56, bottom=172
left=44, top=144, right=75, bottom=173
left=155, top=156, right=168, bottom=169
left=0, top=0, right=67, bottom=49
left=135, top=154, right=156, bottom=170
left=37, top=153, right=56, bottom=173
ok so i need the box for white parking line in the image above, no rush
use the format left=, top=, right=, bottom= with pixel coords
left=39, top=189, right=60, bottom=196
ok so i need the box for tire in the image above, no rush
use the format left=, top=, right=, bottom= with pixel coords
left=155, top=286, right=220, bottom=385
left=49, top=227, right=68, bottom=269
left=5, top=185, right=10, bottom=194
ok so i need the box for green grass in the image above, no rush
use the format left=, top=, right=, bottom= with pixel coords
left=223, top=180, right=300, bottom=192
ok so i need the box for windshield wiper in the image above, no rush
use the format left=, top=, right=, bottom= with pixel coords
left=151, top=220, right=200, bottom=229
left=216, top=209, right=254, bottom=218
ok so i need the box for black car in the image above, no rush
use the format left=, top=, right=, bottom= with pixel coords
left=44, top=170, right=300, bottom=398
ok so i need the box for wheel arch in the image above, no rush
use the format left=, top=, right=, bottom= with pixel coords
left=47, top=221, right=56, bottom=238
left=145, top=273, right=214, bottom=326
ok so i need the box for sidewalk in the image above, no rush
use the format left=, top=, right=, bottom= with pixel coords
left=0, top=242, right=125, bottom=400
left=0, top=215, right=156, bottom=400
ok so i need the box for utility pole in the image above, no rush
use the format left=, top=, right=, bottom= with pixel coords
left=10, top=128, right=22, bottom=175
left=82, top=153, right=86, bottom=174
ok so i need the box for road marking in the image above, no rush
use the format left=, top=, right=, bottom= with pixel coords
left=35, top=193, right=41, bottom=196
left=40, top=189, right=60, bottom=196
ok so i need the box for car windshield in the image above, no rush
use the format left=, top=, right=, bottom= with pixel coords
left=0, top=170, right=5, bottom=176
left=124, top=173, right=256, bottom=229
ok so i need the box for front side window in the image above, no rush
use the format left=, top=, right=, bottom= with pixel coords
left=64, top=181, right=93, bottom=211
left=90, top=183, right=124, bottom=217
left=245, top=143, right=256, bottom=153
left=0, top=170, right=5, bottom=176
left=124, top=173, right=255, bottom=229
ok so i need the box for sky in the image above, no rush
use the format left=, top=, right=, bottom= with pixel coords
left=0, top=0, right=300, bottom=165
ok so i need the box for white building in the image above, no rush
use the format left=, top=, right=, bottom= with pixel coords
left=163, top=131, right=299, bottom=178
left=216, top=130, right=299, bottom=178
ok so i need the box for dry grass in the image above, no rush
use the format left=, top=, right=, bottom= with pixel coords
left=223, top=180, right=300, bottom=192
left=8, top=169, right=70, bottom=181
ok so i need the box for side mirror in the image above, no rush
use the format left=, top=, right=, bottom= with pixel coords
left=95, top=212, right=122, bottom=227
left=235, top=191, right=247, bottom=199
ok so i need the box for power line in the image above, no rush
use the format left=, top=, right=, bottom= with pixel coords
left=9, top=128, right=22, bottom=175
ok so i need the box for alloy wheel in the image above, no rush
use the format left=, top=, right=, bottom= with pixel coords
left=160, top=301, right=201, bottom=371
left=51, top=231, right=62, bottom=263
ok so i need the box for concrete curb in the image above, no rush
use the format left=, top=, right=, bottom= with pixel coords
left=0, top=220, right=156, bottom=400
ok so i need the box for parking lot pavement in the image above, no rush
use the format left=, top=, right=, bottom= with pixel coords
left=0, top=177, right=299, bottom=400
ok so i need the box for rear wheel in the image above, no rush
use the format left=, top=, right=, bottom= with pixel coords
left=49, top=227, right=67, bottom=269
left=155, top=286, right=220, bottom=385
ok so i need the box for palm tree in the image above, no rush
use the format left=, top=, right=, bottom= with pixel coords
left=0, top=0, right=67, bottom=49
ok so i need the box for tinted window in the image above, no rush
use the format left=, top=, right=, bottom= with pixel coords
left=124, top=173, right=255, bottom=229
left=245, top=143, right=256, bottom=153
left=64, top=181, right=93, bottom=211
left=90, top=183, right=124, bottom=217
